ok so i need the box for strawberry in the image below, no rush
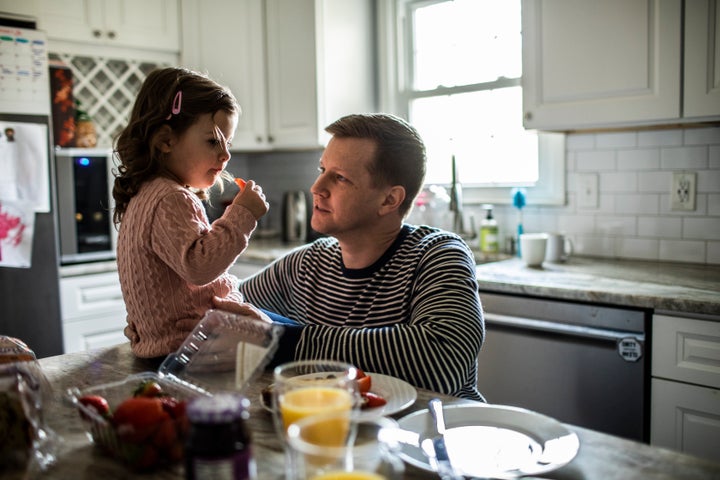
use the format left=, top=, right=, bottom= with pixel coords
left=152, top=417, right=178, bottom=450
left=78, top=394, right=111, bottom=420
left=159, top=396, right=186, bottom=419
left=356, top=369, right=372, bottom=395
left=113, top=397, right=170, bottom=443
left=133, top=379, right=164, bottom=398
left=361, top=392, right=387, bottom=409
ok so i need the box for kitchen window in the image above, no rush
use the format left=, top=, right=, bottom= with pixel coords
left=378, top=0, right=565, bottom=205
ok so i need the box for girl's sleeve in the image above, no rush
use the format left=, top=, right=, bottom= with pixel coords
left=151, top=190, right=258, bottom=285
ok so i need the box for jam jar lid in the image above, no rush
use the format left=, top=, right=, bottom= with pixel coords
left=187, top=393, right=250, bottom=423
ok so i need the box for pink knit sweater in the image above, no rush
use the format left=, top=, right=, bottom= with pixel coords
left=117, top=176, right=256, bottom=357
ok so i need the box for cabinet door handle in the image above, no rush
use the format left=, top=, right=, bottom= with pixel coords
left=107, top=30, right=116, bottom=39
left=92, top=29, right=102, bottom=38
left=484, top=312, right=644, bottom=343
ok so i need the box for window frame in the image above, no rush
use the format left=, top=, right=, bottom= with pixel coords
left=376, top=0, right=566, bottom=206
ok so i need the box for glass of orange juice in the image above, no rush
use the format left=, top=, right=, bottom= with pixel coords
left=273, top=360, right=359, bottom=431
left=273, top=360, right=360, bottom=478
left=287, top=411, right=404, bottom=480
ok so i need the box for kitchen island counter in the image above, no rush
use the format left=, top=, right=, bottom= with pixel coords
left=476, top=257, right=720, bottom=316
left=10, top=343, right=720, bottom=479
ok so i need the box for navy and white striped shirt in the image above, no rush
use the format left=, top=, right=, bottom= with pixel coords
left=239, top=224, right=485, bottom=401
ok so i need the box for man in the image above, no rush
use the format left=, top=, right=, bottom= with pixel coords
left=240, top=113, right=485, bottom=401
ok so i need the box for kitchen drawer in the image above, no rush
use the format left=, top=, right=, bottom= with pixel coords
left=652, top=314, right=720, bottom=389
left=62, top=312, right=128, bottom=354
left=60, top=271, right=125, bottom=319
left=651, top=378, right=720, bottom=462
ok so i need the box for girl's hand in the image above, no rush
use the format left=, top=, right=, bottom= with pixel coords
left=232, top=179, right=269, bottom=220
left=212, top=296, right=272, bottom=324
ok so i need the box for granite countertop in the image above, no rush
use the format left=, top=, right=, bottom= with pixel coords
left=240, top=240, right=720, bottom=316
left=476, top=257, right=720, bottom=317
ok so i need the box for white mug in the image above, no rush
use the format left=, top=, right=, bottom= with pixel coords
left=545, top=233, right=573, bottom=263
left=520, top=233, right=548, bottom=267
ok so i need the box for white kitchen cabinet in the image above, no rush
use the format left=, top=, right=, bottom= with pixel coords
left=684, top=0, right=720, bottom=117
left=180, top=0, right=268, bottom=149
left=651, top=313, right=720, bottom=462
left=60, top=270, right=128, bottom=354
left=522, top=0, right=720, bottom=130
left=0, top=0, right=179, bottom=52
left=180, top=0, right=375, bottom=150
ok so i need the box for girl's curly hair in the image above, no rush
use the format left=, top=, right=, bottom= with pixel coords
left=112, top=67, right=239, bottom=226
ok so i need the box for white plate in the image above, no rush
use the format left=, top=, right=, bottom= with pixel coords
left=396, top=403, right=579, bottom=478
left=260, top=373, right=417, bottom=416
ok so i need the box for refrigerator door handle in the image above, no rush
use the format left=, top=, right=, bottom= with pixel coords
left=484, top=312, right=645, bottom=344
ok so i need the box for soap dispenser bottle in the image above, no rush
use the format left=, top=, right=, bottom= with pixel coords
left=479, top=204, right=499, bottom=256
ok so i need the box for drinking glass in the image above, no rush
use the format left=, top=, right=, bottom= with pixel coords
left=287, top=411, right=404, bottom=480
left=272, top=360, right=360, bottom=478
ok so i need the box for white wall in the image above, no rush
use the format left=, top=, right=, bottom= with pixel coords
left=468, top=126, right=720, bottom=265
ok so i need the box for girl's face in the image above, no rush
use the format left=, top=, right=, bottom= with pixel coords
left=165, top=111, right=237, bottom=189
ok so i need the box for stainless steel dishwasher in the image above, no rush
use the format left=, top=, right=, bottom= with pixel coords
left=477, top=291, right=649, bottom=441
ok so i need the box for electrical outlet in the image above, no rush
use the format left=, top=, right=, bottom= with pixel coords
left=577, top=173, right=599, bottom=208
left=671, top=172, right=696, bottom=211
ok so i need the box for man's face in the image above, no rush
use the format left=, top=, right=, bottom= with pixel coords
left=310, top=136, right=389, bottom=239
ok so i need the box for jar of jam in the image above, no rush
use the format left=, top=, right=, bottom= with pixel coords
left=185, top=393, right=256, bottom=480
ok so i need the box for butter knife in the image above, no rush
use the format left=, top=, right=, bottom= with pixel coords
left=426, top=398, right=464, bottom=480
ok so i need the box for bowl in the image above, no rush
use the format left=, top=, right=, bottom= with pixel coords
left=67, top=372, right=208, bottom=470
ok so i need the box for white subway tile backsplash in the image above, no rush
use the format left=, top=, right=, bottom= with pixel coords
left=708, top=241, right=720, bottom=264
left=659, top=193, right=708, bottom=216
left=660, top=146, right=708, bottom=169
left=684, top=217, right=720, bottom=240
left=596, top=215, right=637, bottom=236
left=659, top=240, right=706, bottom=263
left=638, top=171, right=671, bottom=193
left=532, top=129, right=720, bottom=264
left=709, top=194, right=720, bottom=216
left=600, top=172, right=637, bottom=192
left=614, top=194, right=659, bottom=215
left=616, top=238, right=659, bottom=260
left=566, top=134, right=595, bottom=150
left=556, top=215, right=595, bottom=234
left=617, top=148, right=660, bottom=170
left=697, top=170, right=720, bottom=192
left=710, top=146, right=720, bottom=169
left=684, top=127, right=720, bottom=145
left=574, top=235, right=615, bottom=257
left=576, top=150, right=615, bottom=171
left=596, top=132, right=637, bottom=149
left=638, top=129, right=683, bottom=147
left=638, top=217, right=681, bottom=238
left=529, top=127, right=720, bottom=264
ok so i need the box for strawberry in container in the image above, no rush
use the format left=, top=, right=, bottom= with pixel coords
left=66, top=310, right=283, bottom=471
left=68, top=373, right=207, bottom=471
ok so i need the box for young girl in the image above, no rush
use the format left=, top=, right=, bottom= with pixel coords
left=112, top=67, right=269, bottom=358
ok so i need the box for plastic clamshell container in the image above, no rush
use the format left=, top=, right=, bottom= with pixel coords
left=65, top=309, right=284, bottom=470
left=66, top=372, right=206, bottom=470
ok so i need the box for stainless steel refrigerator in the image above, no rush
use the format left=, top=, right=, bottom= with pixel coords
left=0, top=21, right=64, bottom=358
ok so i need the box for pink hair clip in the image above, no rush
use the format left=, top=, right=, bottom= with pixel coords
left=165, top=90, right=183, bottom=120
